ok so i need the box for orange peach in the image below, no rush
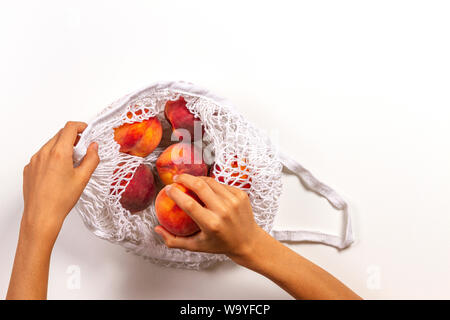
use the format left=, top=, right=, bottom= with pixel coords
left=114, top=117, right=162, bottom=157
left=156, top=143, right=208, bottom=185
left=164, top=97, right=203, bottom=141
left=210, top=157, right=251, bottom=190
left=155, top=183, right=201, bottom=236
left=115, top=164, right=156, bottom=213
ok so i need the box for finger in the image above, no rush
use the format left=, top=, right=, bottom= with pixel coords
left=212, top=179, right=249, bottom=199
left=221, top=183, right=247, bottom=197
left=200, top=176, right=250, bottom=211
left=76, top=142, right=100, bottom=184
left=55, top=121, right=87, bottom=151
left=173, top=174, right=225, bottom=212
left=165, top=184, right=211, bottom=229
left=154, top=226, right=201, bottom=251
left=198, top=176, right=238, bottom=203
left=39, top=129, right=63, bottom=154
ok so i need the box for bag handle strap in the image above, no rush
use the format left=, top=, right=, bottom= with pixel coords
left=271, top=151, right=354, bottom=249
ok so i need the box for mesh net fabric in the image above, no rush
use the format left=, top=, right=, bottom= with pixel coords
left=73, top=82, right=283, bottom=269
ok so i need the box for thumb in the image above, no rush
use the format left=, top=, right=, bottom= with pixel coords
left=154, top=226, right=199, bottom=251
left=154, top=226, right=179, bottom=248
left=76, top=142, right=100, bottom=183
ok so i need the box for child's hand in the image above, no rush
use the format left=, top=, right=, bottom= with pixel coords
left=154, top=174, right=266, bottom=263
left=21, top=121, right=99, bottom=244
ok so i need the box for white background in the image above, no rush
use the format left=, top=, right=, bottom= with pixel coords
left=1, top=0, right=449, bottom=299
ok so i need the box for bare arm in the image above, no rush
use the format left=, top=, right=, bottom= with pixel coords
left=233, top=230, right=361, bottom=300
left=155, top=174, right=361, bottom=300
left=7, top=122, right=99, bottom=300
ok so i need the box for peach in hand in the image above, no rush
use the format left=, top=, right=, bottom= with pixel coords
left=155, top=183, right=201, bottom=236
left=114, top=117, right=162, bottom=157
left=115, top=164, right=156, bottom=213
left=165, top=97, right=203, bottom=141
left=156, top=143, right=208, bottom=185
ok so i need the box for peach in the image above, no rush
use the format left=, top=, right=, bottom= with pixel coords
left=210, top=157, right=251, bottom=190
left=114, top=117, right=162, bottom=157
left=164, top=97, right=203, bottom=141
left=116, top=164, right=156, bottom=213
left=156, top=143, right=208, bottom=185
left=155, top=183, right=201, bottom=236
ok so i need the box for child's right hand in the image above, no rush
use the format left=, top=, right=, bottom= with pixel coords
left=154, top=174, right=267, bottom=264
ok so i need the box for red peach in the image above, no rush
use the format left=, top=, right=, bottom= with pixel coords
left=116, top=164, right=156, bottom=213
left=114, top=117, right=162, bottom=157
left=164, top=97, right=203, bottom=141
left=156, top=143, right=208, bottom=185
left=155, top=183, right=201, bottom=236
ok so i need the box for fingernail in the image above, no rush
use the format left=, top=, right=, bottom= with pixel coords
left=173, top=175, right=179, bottom=181
left=92, top=142, right=98, bottom=151
left=165, top=185, right=172, bottom=192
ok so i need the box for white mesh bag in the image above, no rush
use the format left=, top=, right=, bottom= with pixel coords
left=73, top=81, right=354, bottom=269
